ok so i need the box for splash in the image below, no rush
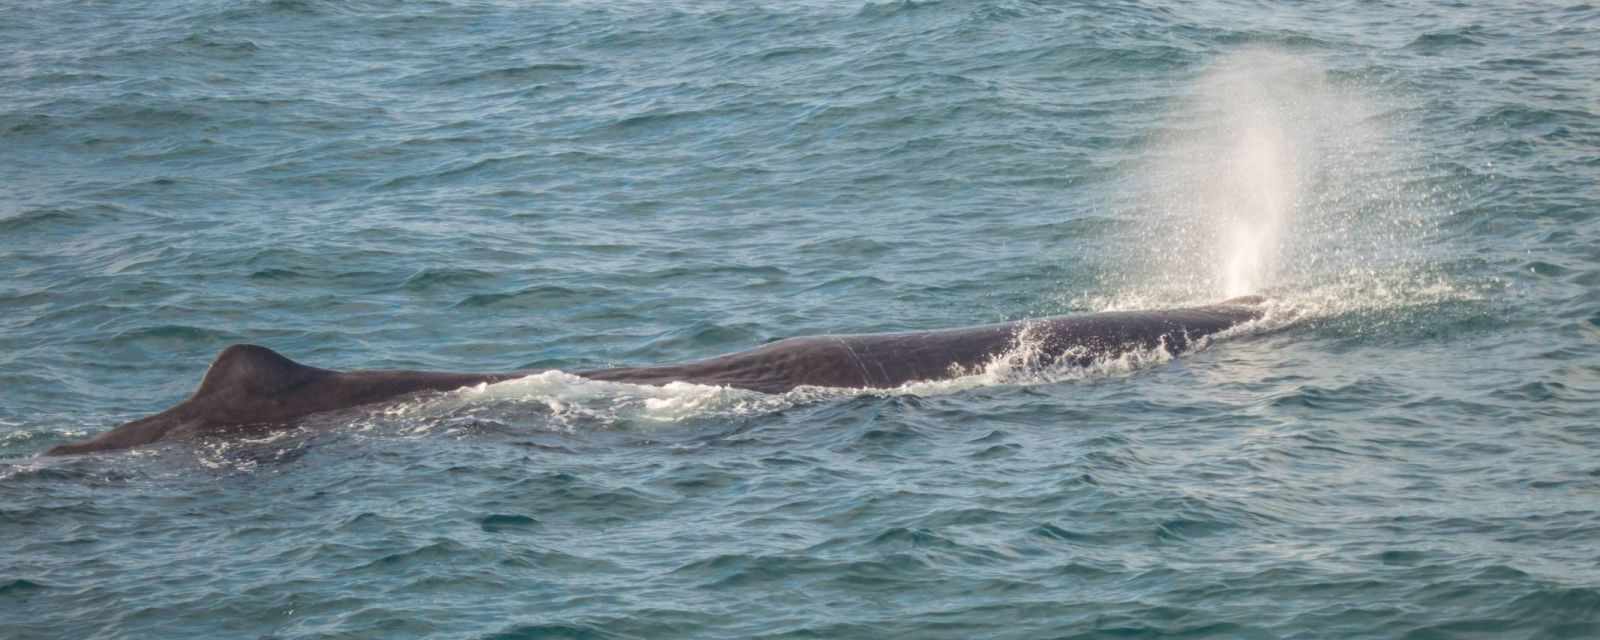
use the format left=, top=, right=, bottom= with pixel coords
left=361, top=329, right=1238, bottom=438
left=377, top=371, right=798, bottom=434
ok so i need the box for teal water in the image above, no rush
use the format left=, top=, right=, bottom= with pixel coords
left=4, top=1, right=1599, bottom=638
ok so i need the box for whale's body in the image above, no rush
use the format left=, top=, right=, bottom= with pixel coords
left=46, top=298, right=1263, bottom=455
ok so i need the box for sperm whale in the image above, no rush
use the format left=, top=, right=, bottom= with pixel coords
left=46, top=296, right=1264, bottom=455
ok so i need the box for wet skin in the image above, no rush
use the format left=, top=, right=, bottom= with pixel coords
left=46, top=297, right=1263, bottom=455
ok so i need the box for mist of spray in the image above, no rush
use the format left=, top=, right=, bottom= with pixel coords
left=1102, top=48, right=1441, bottom=311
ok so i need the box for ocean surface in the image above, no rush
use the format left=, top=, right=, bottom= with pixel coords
left=4, top=1, right=1598, bottom=638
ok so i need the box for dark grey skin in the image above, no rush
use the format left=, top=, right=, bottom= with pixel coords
left=46, top=297, right=1263, bottom=455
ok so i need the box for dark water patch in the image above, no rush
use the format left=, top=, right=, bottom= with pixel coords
left=812, top=525, right=960, bottom=555
left=455, top=285, right=596, bottom=310
left=1, top=113, right=60, bottom=136
left=1029, top=522, right=1099, bottom=544
left=0, top=208, right=83, bottom=232
left=965, top=429, right=1009, bottom=444
left=177, top=32, right=261, bottom=59
left=651, top=462, right=747, bottom=497
left=1479, top=55, right=1556, bottom=72
left=247, top=267, right=308, bottom=281
left=915, top=506, right=1014, bottom=529
left=674, top=551, right=935, bottom=592
left=479, top=513, right=539, bottom=533
left=637, top=264, right=789, bottom=286
left=970, top=442, right=1021, bottom=460
left=796, top=236, right=895, bottom=258
left=1523, top=260, right=1572, bottom=278
left=1491, top=380, right=1575, bottom=403
left=479, top=622, right=635, bottom=640
left=1268, top=378, right=1411, bottom=412
left=82, top=101, right=210, bottom=130
left=1373, top=549, right=1429, bottom=566
left=0, top=578, right=53, bottom=597
left=1471, top=104, right=1587, bottom=131
left=1154, top=517, right=1234, bottom=543
left=436, top=63, right=588, bottom=88
left=590, top=107, right=742, bottom=145
left=1406, top=27, right=1488, bottom=52
left=840, top=423, right=930, bottom=454
left=375, top=154, right=536, bottom=191
left=353, top=538, right=482, bottom=573
left=751, top=45, right=834, bottom=64
left=402, top=267, right=496, bottom=291
left=329, top=510, right=399, bottom=535
left=519, top=479, right=674, bottom=520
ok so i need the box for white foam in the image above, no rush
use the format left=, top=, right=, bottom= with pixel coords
left=363, top=325, right=1255, bottom=433
left=379, top=370, right=796, bottom=433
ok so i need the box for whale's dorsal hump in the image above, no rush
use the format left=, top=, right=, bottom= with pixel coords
left=195, top=344, right=323, bottom=398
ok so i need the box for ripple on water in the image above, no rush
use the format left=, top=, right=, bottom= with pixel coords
left=5, top=0, right=1600, bottom=638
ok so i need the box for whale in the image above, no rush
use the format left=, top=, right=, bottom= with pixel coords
left=45, top=296, right=1264, bottom=455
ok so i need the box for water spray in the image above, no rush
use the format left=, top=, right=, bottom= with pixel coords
left=1103, top=47, right=1445, bottom=320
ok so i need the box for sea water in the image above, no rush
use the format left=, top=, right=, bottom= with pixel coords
left=3, top=1, right=1598, bottom=638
